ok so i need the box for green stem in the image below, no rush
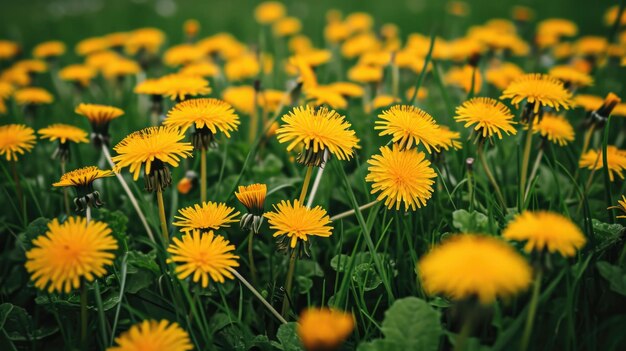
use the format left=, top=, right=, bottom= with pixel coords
left=329, top=200, right=378, bottom=221
left=230, top=268, right=288, bottom=324
left=299, top=165, right=314, bottom=204
left=524, top=148, right=544, bottom=200
left=247, top=229, right=258, bottom=287
left=581, top=124, right=595, bottom=157
left=477, top=142, right=506, bottom=209
left=61, top=161, right=71, bottom=215
left=601, top=117, right=615, bottom=223
left=10, top=161, right=24, bottom=216
left=520, top=269, right=543, bottom=351
left=520, top=116, right=535, bottom=208
left=80, top=281, right=88, bottom=351
left=454, top=314, right=473, bottom=351
left=282, top=245, right=298, bottom=317
left=156, top=189, right=169, bottom=243
left=200, top=147, right=207, bottom=203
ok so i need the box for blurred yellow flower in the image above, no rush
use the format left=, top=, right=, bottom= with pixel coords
left=531, top=114, right=574, bottom=146
left=298, top=308, right=354, bottom=351
left=108, top=320, right=193, bottom=351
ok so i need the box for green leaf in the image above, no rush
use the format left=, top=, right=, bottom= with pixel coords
left=276, top=322, right=304, bottom=351
left=17, top=217, right=49, bottom=252
left=597, top=261, right=626, bottom=296
left=357, top=297, right=442, bottom=351
left=592, top=220, right=624, bottom=253
left=452, top=210, right=490, bottom=233
left=353, top=263, right=383, bottom=291
left=296, top=276, right=313, bottom=294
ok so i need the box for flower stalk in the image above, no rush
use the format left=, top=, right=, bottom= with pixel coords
left=520, top=268, right=543, bottom=351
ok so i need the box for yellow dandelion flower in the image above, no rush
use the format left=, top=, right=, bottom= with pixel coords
left=125, top=28, right=165, bottom=55
left=0, top=40, right=20, bottom=60
left=179, top=61, right=220, bottom=78
left=33, top=40, right=66, bottom=59
left=1, top=66, right=30, bottom=87
left=85, top=51, right=121, bottom=71
left=575, top=36, right=608, bottom=57
left=304, top=86, right=348, bottom=110
left=0, top=81, right=14, bottom=100
left=288, top=35, right=313, bottom=54
left=371, top=95, right=400, bottom=110
left=173, top=201, right=240, bottom=232
left=112, top=126, right=193, bottom=182
left=59, top=64, right=97, bottom=87
left=445, top=64, right=482, bottom=94
left=165, top=98, right=240, bottom=138
left=405, top=86, right=429, bottom=101
left=159, top=74, right=211, bottom=101
left=225, top=54, right=261, bottom=81
left=609, top=195, right=626, bottom=219
left=222, top=85, right=255, bottom=115
left=75, top=103, right=124, bottom=139
left=573, top=94, right=603, bottom=112
left=549, top=65, right=593, bottom=87
left=107, top=320, right=193, bottom=351
left=167, top=230, right=239, bottom=286
left=447, top=1, right=470, bottom=16
left=359, top=50, right=392, bottom=67
left=53, top=166, right=113, bottom=188
left=255, top=1, right=286, bottom=24
left=347, top=64, right=383, bottom=83
left=342, top=33, right=381, bottom=59
left=531, top=114, right=574, bottom=146
left=375, top=105, right=444, bottom=152
left=345, top=12, right=374, bottom=33
left=512, top=6, right=534, bottom=22
left=485, top=62, right=524, bottom=91
left=325, top=21, right=351, bottom=44
left=75, top=36, right=109, bottom=56
left=38, top=124, right=88, bottom=144
left=14, top=87, right=53, bottom=105
left=15, top=59, right=48, bottom=74
left=418, top=234, right=532, bottom=304
left=235, top=183, right=267, bottom=215
left=500, top=73, right=572, bottom=113
left=366, top=145, right=437, bottom=211
left=503, top=211, right=585, bottom=257
left=291, top=49, right=332, bottom=67
left=454, top=97, right=517, bottom=139
left=273, top=17, right=302, bottom=37
left=537, top=18, right=578, bottom=39
left=264, top=199, right=332, bottom=248
left=102, top=58, right=141, bottom=79
left=276, top=106, right=360, bottom=166
left=438, top=126, right=463, bottom=150
left=0, top=124, right=36, bottom=161
left=134, top=78, right=168, bottom=96
left=298, top=308, right=354, bottom=351
left=579, top=146, right=626, bottom=181
left=326, top=82, right=364, bottom=98
left=25, top=217, right=118, bottom=293
left=184, top=19, right=200, bottom=38
left=104, top=32, right=129, bottom=48
left=164, top=44, right=204, bottom=67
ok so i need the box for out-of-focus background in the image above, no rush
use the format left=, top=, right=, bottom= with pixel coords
left=0, top=0, right=608, bottom=51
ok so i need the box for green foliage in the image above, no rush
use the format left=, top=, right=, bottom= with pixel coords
left=358, top=297, right=442, bottom=351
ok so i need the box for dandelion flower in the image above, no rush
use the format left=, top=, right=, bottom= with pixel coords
left=347, top=64, right=383, bottom=83
left=25, top=217, right=118, bottom=293
left=224, top=54, right=261, bottom=81
left=163, top=44, right=204, bottom=67
left=39, top=124, right=88, bottom=145
left=108, top=320, right=193, bottom=351
left=165, top=98, right=240, bottom=149
left=179, top=61, right=220, bottom=78
left=59, top=64, right=97, bottom=87
left=366, top=145, right=437, bottom=211
left=298, top=308, right=354, bottom=351
left=503, top=211, right=585, bottom=257
left=276, top=106, right=359, bottom=166
left=0, top=40, right=20, bottom=60
left=53, top=166, right=113, bottom=209
left=326, top=82, right=364, bottom=98
left=14, top=87, right=53, bottom=105
left=0, top=124, right=36, bottom=161
left=273, top=17, right=302, bottom=37
left=112, top=126, right=193, bottom=190
left=573, top=94, right=603, bottom=112
left=102, top=58, right=141, bottom=80
left=222, top=85, right=255, bottom=115
left=445, top=65, right=482, bottom=94
left=375, top=105, right=444, bottom=152
left=15, top=59, right=48, bottom=74
left=184, top=19, right=200, bottom=38
left=485, top=62, right=524, bottom=90
left=579, top=146, right=626, bottom=181
left=173, top=201, right=239, bottom=232
left=304, top=86, right=348, bottom=110
left=549, top=65, right=593, bottom=87
left=371, top=95, right=400, bottom=110
left=75, top=103, right=124, bottom=144
left=418, top=234, right=532, bottom=304
left=33, top=41, right=66, bottom=59
left=255, top=1, right=286, bottom=24
left=609, top=195, right=626, bottom=219
left=437, top=126, right=463, bottom=150
left=531, top=114, right=574, bottom=146
left=159, top=74, right=211, bottom=101
left=235, top=183, right=267, bottom=233
left=264, top=199, right=332, bottom=248
left=167, top=230, right=239, bottom=286
left=125, top=28, right=165, bottom=55
left=500, top=73, right=572, bottom=113
left=76, top=37, right=109, bottom=56
left=454, top=97, right=517, bottom=139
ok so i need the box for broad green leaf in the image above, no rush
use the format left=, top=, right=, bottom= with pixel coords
left=597, top=261, right=626, bottom=296
left=276, top=322, right=304, bottom=351
left=452, top=209, right=490, bottom=233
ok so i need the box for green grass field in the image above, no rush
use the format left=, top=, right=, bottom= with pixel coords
left=1, top=0, right=626, bottom=350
